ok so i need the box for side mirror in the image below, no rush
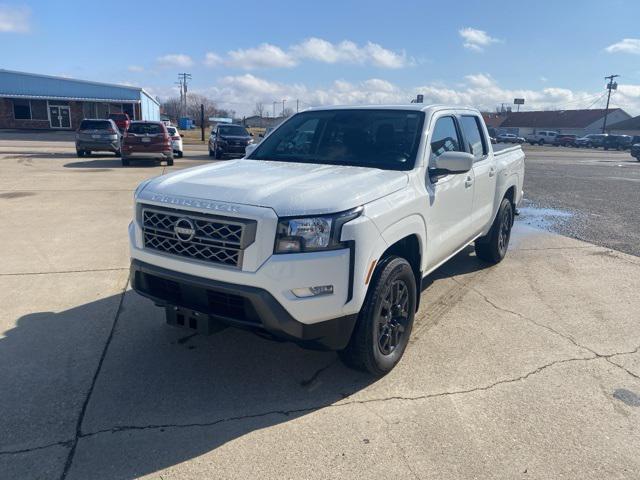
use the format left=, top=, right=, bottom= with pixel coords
left=429, top=151, right=473, bottom=177
left=245, top=144, right=258, bottom=157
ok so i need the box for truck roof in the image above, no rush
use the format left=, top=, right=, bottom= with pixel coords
left=305, top=104, right=481, bottom=114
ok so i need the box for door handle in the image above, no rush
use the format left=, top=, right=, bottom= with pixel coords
left=489, top=167, right=496, bottom=177
left=465, top=176, right=473, bottom=188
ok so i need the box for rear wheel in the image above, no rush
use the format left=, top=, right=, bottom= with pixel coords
left=76, top=150, right=85, bottom=157
left=177, top=151, right=183, bottom=158
left=114, top=150, right=121, bottom=157
left=538, top=139, right=544, bottom=146
left=166, top=157, right=174, bottom=166
left=339, top=256, right=416, bottom=376
left=475, top=198, right=514, bottom=264
left=121, top=157, right=130, bottom=167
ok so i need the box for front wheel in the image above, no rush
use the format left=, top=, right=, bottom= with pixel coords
left=339, top=256, right=416, bottom=376
left=475, top=198, right=514, bottom=263
left=538, top=139, right=544, bottom=146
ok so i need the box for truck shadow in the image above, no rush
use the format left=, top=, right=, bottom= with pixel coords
left=2, top=247, right=489, bottom=478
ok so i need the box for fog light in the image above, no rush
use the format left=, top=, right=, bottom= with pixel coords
left=291, top=285, right=334, bottom=298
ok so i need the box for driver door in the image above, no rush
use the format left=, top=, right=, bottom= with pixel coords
left=424, top=114, right=475, bottom=268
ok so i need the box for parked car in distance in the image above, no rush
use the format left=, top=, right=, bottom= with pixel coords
left=630, top=143, right=640, bottom=161
left=75, top=118, right=122, bottom=157
left=603, top=134, right=632, bottom=150
left=575, top=134, right=598, bottom=148
left=121, top=121, right=173, bottom=167
left=554, top=134, right=577, bottom=147
left=208, top=124, right=254, bottom=159
left=108, top=113, right=131, bottom=132
left=496, top=133, right=525, bottom=144
left=526, top=130, right=558, bottom=145
left=166, top=126, right=184, bottom=158
left=130, top=104, right=525, bottom=375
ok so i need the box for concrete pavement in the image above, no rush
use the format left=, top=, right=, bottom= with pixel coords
left=1, top=139, right=639, bottom=479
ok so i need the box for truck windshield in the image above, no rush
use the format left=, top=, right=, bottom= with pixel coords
left=248, top=109, right=425, bottom=171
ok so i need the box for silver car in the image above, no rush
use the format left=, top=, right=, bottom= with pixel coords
left=75, top=118, right=122, bottom=157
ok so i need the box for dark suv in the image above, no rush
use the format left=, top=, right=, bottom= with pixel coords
left=208, top=124, right=254, bottom=159
left=603, top=134, right=633, bottom=150
left=108, top=113, right=131, bottom=132
left=75, top=119, right=122, bottom=157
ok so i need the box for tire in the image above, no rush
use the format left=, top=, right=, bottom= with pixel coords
left=208, top=147, right=214, bottom=157
left=76, top=150, right=85, bottom=157
left=339, top=256, right=416, bottom=376
left=121, top=157, right=130, bottom=167
left=538, top=139, right=544, bottom=146
left=167, top=158, right=174, bottom=166
left=114, top=150, right=121, bottom=157
left=177, top=151, right=183, bottom=158
left=214, top=148, right=221, bottom=159
left=475, top=198, right=514, bottom=264
left=85, top=150, right=92, bottom=156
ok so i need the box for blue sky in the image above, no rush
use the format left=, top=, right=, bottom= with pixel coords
left=3, top=0, right=640, bottom=115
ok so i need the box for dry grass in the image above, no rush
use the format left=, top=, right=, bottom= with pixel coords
left=178, top=126, right=265, bottom=145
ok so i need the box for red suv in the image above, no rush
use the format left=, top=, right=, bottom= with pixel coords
left=121, top=121, right=173, bottom=166
left=108, top=113, right=131, bottom=132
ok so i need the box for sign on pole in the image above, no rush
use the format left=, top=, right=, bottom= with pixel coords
left=513, top=98, right=525, bottom=112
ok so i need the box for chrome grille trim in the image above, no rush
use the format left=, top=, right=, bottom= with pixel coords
left=140, top=205, right=257, bottom=268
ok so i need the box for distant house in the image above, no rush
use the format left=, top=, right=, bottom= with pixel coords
left=607, top=115, right=640, bottom=136
left=498, top=108, right=631, bottom=137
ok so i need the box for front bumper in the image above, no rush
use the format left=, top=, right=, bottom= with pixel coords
left=130, top=259, right=358, bottom=350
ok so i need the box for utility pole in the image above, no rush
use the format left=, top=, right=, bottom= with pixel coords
left=282, top=99, right=286, bottom=117
left=177, top=73, right=192, bottom=118
left=602, top=74, right=619, bottom=133
left=272, top=101, right=277, bottom=118
left=296, top=99, right=299, bottom=112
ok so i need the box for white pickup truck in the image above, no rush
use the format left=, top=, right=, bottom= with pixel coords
left=129, top=105, right=524, bottom=375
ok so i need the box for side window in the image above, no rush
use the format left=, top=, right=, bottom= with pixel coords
left=460, top=115, right=487, bottom=161
left=429, top=116, right=461, bottom=164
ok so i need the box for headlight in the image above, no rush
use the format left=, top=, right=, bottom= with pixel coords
left=274, top=208, right=362, bottom=254
left=247, top=138, right=255, bottom=145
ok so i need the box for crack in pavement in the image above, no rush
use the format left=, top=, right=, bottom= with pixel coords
left=453, top=278, right=640, bottom=381
left=75, top=356, right=595, bottom=441
left=0, top=440, right=72, bottom=456
left=58, top=278, right=129, bottom=480
left=0, top=267, right=128, bottom=277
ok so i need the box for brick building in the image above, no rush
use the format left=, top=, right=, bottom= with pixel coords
left=0, top=69, right=160, bottom=130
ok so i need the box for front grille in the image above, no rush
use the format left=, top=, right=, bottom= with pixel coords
left=141, top=206, right=257, bottom=268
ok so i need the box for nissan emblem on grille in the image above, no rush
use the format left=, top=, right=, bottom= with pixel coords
left=141, top=206, right=256, bottom=268
left=174, top=218, right=196, bottom=242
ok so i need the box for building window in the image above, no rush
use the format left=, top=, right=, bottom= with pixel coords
left=13, top=99, right=31, bottom=119
left=96, top=103, right=109, bottom=118
left=83, top=102, right=97, bottom=118
left=31, top=100, right=48, bottom=120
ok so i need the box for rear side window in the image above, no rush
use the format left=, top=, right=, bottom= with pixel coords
left=429, top=116, right=461, bottom=163
left=128, top=123, right=163, bottom=134
left=460, top=115, right=487, bottom=160
left=80, top=120, right=112, bottom=130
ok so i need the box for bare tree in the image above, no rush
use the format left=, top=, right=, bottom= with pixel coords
left=282, top=107, right=294, bottom=118
left=162, top=94, right=221, bottom=126
left=253, top=102, right=265, bottom=117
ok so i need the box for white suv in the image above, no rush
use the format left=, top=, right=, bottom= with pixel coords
left=526, top=130, right=558, bottom=145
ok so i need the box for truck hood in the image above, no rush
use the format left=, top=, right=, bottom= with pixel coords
left=143, top=159, right=408, bottom=216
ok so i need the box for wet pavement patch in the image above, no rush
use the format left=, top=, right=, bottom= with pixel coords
left=517, top=203, right=575, bottom=231
left=613, top=388, right=640, bottom=407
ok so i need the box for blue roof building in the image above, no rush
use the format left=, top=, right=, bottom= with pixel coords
left=0, top=69, right=160, bottom=130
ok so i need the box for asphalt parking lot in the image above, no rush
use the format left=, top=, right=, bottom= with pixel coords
left=1, top=136, right=639, bottom=479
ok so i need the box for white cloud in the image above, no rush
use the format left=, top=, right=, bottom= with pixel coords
left=127, top=65, right=144, bottom=73
left=605, top=38, right=640, bottom=55
left=204, top=38, right=412, bottom=70
left=226, top=43, right=297, bottom=69
left=156, top=53, right=194, bottom=68
left=186, top=72, right=640, bottom=117
left=292, top=37, right=410, bottom=68
left=0, top=5, right=30, bottom=33
left=203, top=52, right=223, bottom=67
left=459, top=27, right=500, bottom=52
